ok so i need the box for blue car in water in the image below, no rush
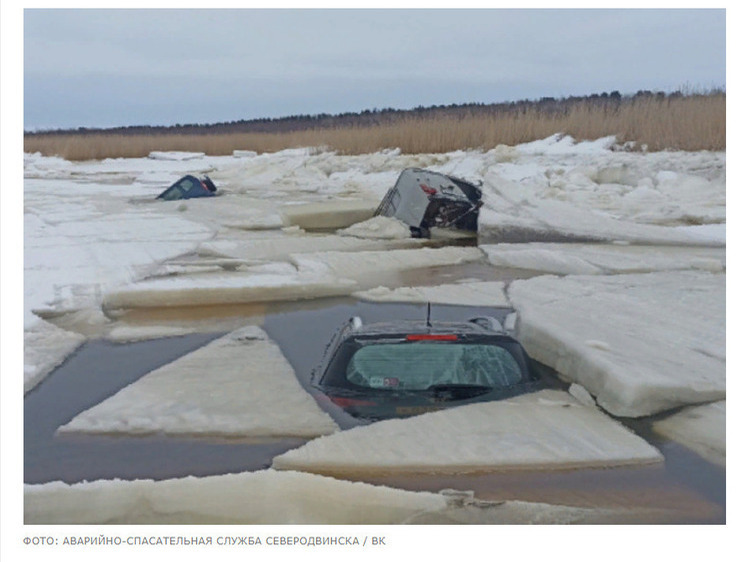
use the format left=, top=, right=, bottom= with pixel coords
left=157, top=175, right=217, bottom=200
left=311, top=310, right=540, bottom=420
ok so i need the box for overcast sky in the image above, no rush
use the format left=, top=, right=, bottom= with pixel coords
left=23, top=8, right=726, bottom=131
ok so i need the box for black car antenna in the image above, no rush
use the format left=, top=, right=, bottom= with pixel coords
left=426, top=302, right=432, bottom=327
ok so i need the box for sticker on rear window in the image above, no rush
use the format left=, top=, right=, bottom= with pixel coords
left=369, top=377, right=400, bottom=388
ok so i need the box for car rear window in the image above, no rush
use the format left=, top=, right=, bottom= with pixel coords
left=344, top=342, right=523, bottom=390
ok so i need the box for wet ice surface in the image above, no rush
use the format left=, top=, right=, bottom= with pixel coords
left=272, top=389, right=664, bottom=474
left=58, top=326, right=338, bottom=439
left=21, top=138, right=726, bottom=523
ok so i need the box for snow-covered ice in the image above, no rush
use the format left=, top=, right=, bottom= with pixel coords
left=23, top=469, right=669, bottom=525
left=59, top=326, right=338, bottom=439
left=23, top=470, right=446, bottom=525
left=280, top=199, right=378, bottom=229
left=102, top=261, right=358, bottom=310
left=508, top=271, right=725, bottom=417
left=290, top=246, right=484, bottom=283
left=482, top=242, right=725, bottom=276
left=354, top=280, right=511, bottom=307
left=478, top=136, right=724, bottom=245
left=21, top=136, right=726, bottom=524
left=24, top=138, right=725, bottom=397
left=272, top=390, right=663, bottom=474
left=23, top=319, right=85, bottom=393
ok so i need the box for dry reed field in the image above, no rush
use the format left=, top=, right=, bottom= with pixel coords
left=25, top=93, right=725, bottom=161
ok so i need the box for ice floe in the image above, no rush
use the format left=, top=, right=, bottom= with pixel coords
left=58, top=326, right=338, bottom=439
left=653, top=400, right=726, bottom=467
left=354, top=281, right=510, bottom=307
left=272, top=390, right=663, bottom=475
left=23, top=469, right=667, bottom=525
left=24, top=319, right=85, bottom=393
left=291, top=246, right=484, bottom=283
left=508, top=271, right=725, bottom=417
left=280, top=199, right=378, bottom=229
left=102, top=261, right=357, bottom=310
left=23, top=470, right=445, bottom=524
left=24, top=469, right=681, bottom=525
left=482, top=242, right=725, bottom=276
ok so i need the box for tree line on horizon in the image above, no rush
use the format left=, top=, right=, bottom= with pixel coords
left=26, top=88, right=724, bottom=138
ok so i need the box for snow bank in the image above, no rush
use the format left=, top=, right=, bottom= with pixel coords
left=59, top=326, right=338, bottom=439
left=653, top=401, right=725, bottom=467
left=24, top=470, right=447, bottom=524
left=272, top=390, right=663, bottom=475
left=508, top=271, right=725, bottom=417
left=337, top=216, right=412, bottom=239
left=482, top=243, right=725, bottom=276
left=354, top=281, right=510, bottom=307
left=24, top=320, right=85, bottom=393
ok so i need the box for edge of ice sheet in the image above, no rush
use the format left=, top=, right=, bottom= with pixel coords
left=291, top=246, right=485, bottom=281
left=58, top=326, right=339, bottom=439
left=280, top=199, right=378, bottom=230
left=508, top=271, right=725, bottom=417
left=354, top=280, right=510, bottom=307
left=272, top=390, right=663, bottom=475
left=24, top=319, right=86, bottom=393
left=653, top=400, right=725, bottom=467
left=23, top=470, right=446, bottom=525
left=102, top=264, right=357, bottom=310
left=482, top=243, right=725, bottom=276
left=102, top=247, right=483, bottom=310
left=23, top=469, right=674, bottom=525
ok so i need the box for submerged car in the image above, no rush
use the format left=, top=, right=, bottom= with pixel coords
left=157, top=174, right=217, bottom=200
left=312, top=309, right=540, bottom=420
left=374, top=168, right=483, bottom=238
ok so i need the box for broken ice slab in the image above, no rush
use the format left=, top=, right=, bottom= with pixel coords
left=508, top=271, right=725, bottom=417
left=280, top=199, right=378, bottom=230
left=195, top=229, right=423, bottom=263
left=23, top=468, right=680, bottom=525
left=103, top=247, right=482, bottom=311
left=24, top=319, right=86, bottom=393
left=354, top=281, right=510, bottom=307
left=272, top=390, right=663, bottom=475
left=482, top=242, right=725, bottom=276
left=477, top=159, right=725, bottom=246
left=291, top=246, right=485, bottom=283
left=58, top=326, right=339, bottom=440
left=23, top=469, right=445, bottom=525
left=653, top=400, right=725, bottom=467
left=102, top=262, right=357, bottom=310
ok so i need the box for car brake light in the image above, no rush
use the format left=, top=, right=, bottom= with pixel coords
left=406, top=334, right=458, bottom=341
left=419, top=183, right=437, bottom=195
left=329, top=396, right=376, bottom=408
